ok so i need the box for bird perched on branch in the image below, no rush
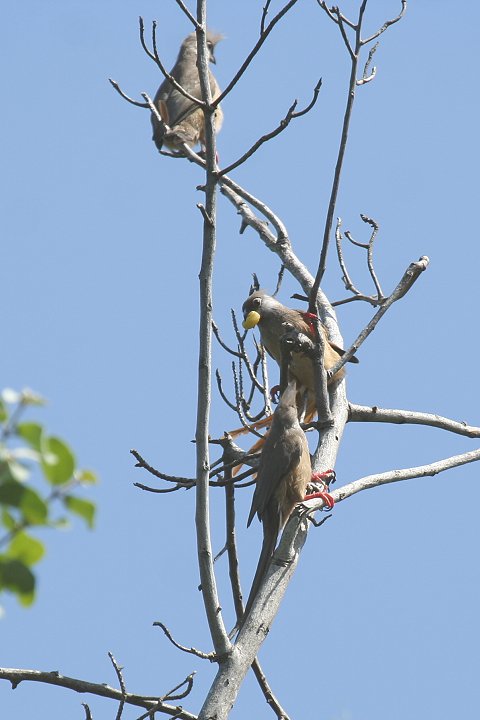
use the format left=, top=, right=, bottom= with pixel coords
left=242, top=289, right=358, bottom=423
left=151, top=31, right=223, bottom=152
left=243, top=379, right=334, bottom=622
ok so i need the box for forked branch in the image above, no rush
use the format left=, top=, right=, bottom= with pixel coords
left=309, top=1, right=407, bottom=311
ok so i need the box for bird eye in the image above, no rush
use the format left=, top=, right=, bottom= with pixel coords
left=252, top=297, right=261, bottom=308
left=207, top=41, right=213, bottom=50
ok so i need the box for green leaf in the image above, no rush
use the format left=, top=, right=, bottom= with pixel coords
left=76, top=469, right=98, bottom=485
left=6, top=459, right=30, bottom=483
left=64, top=496, right=96, bottom=529
left=0, top=481, right=48, bottom=524
left=1, top=508, right=16, bottom=531
left=0, top=460, right=16, bottom=484
left=41, top=436, right=76, bottom=485
left=0, top=557, right=36, bottom=605
left=0, top=398, right=7, bottom=423
left=17, top=422, right=43, bottom=451
left=21, top=487, right=49, bottom=524
left=7, top=532, right=45, bottom=566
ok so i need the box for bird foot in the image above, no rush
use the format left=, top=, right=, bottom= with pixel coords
left=303, top=489, right=335, bottom=510
left=304, top=470, right=336, bottom=509
left=310, top=469, right=336, bottom=487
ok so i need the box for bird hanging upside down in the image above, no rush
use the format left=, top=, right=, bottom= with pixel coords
left=243, top=379, right=334, bottom=622
left=241, top=289, right=358, bottom=425
left=151, top=31, right=223, bottom=152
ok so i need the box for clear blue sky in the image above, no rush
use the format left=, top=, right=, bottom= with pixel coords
left=2, top=2, right=479, bottom=718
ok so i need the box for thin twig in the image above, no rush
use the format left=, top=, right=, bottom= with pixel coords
left=328, top=256, right=429, bottom=378
left=108, top=79, right=149, bottom=108
left=309, top=1, right=365, bottom=310
left=163, top=673, right=196, bottom=702
left=218, top=79, right=322, bottom=177
left=216, top=369, right=239, bottom=412
left=260, top=0, right=273, bottom=35
left=131, top=450, right=195, bottom=486
left=108, top=652, right=127, bottom=720
left=335, top=217, right=362, bottom=298
left=309, top=0, right=407, bottom=312
left=333, top=6, right=355, bottom=60
left=361, top=214, right=384, bottom=299
left=361, top=1, right=407, bottom=45
left=339, top=214, right=385, bottom=301
left=212, top=0, right=301, bottom=108
left=251, top=661, right=292, bottom=720
left=224, top=465, right=244, bottom=623
left=174, top=0, right=201, bottom=28
left=357, top=42, right=378, bottom=85
left=317, top=2, right=356, bottom=30
left=212, top=321, right=243, bottom=358
left=135, top=673, right=196, bottom=720
left=153, top=622, right=215, bottom=661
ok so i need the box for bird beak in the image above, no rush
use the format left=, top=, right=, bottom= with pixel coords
left=242, top=310, right=261, bottom=329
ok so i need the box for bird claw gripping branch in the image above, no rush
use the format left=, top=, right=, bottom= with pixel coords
left=303, top=469, right=336, bottom=509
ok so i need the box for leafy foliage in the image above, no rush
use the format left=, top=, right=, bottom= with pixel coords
left=0, top=389, right=97, bottom=609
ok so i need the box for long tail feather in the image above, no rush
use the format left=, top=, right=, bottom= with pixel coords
left=242, top=515, right=278, bottom=624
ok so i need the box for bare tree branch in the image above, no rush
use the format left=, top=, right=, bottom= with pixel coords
left=82, top=703, right=93, bottom=720
left=348, top=404, right=480, bottom=438
left=131, top=673, right=196, bottom=720
left=335, top=214, right=385, bottom=304
left=251, top=661, right=292, bottom=720
left=212, top=0, right=301, bottom=108
left=218, top=79, right=322, bottom=177
left=0, top=668, right=197, bottom=719
left=193, top=7, right=231, bottom=656
left=332, top=447, right=480, bottom=504
left=328, top=256, right=430, bottom=378
left=361, top=1, right=407, bottom=45
left=108, top=652, right=126, bottom=720
left=309, top=0, right=407, bottom=312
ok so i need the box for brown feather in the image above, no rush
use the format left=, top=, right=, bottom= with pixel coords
left=243, top=379, right=311, bottom=621
left=151, top=31, right=223, bottom=151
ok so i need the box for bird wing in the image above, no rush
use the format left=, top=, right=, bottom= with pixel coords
left=247, top=433, right=303, bottom=527
left=329, top=341, right=359, bottom=363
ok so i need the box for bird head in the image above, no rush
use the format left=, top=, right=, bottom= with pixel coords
left=206, top=31, right=223, bottom=64
left=242, top=290, right=279, bottom=329
left=181, top=31, right=223, bottom=64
